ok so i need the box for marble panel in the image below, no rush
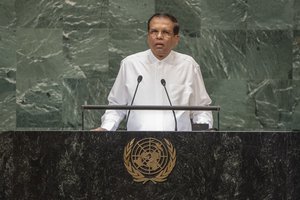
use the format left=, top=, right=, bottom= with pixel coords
left=16, top=28, right=65, bottom=93
left=15, top=29, right=64, bottom=128
left=177, top=29, right=247, bottom=79
left=109, top=28, right=148, bottom=76
left=0, top=28, right=16, bottom=69
left=0, top=69, right=16, bottom=131
left=15, top=0, right=63, bottom=28
left=61, top=78, right=111, bottom=130
left=294, top=30, right=300, bottom=80
left=247, top=80, right=293, bottom=130
left=63, top=28, right=109, bottom=78
left=155, top=0, right=201, bottom=30
left=109, top=0, right=154, bottom=29
left=0, top=26, right=17, bottom=132
left=205, top=79, right=262, bottom=130
left=16, top=79, right=62, bottom=129
left=0, top=0, right=298, bottom=132
left=246, top=30, right=293, bottom=80
left=295, top=0, right=300, bottom=29
left=247, top=0, right=293, bottom=30
left=0, top=0, right=16, bottom=28
left=198, top=0, right=247, bottom=30
left=292, top=81, right=300, bottom=130
left=63, top=0, right=109, bottom=29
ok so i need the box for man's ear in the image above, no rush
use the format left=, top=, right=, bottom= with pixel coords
left=174, top=35, right=180, bottom=47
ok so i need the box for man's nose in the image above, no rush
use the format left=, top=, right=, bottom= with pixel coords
left=156, top=31, right=163, bottom=39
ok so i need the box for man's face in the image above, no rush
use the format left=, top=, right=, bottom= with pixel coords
left=147, top=17, right=179, bottom=60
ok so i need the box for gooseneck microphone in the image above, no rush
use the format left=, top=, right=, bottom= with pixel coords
left=161, top=79, right=178, bottom=131
left=126, top=75, right=143, bottom=126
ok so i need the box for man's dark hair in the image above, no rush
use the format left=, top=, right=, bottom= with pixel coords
left=147, top=13, right=180, bottom=35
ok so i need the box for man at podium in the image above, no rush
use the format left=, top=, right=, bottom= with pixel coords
left=93, top=13, right=213, bottom=131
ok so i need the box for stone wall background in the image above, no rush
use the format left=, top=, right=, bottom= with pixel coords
left=0, top=0, right=299, bottom=131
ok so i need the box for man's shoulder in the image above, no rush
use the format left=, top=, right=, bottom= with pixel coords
left=173, top=51, right=197, bottom=65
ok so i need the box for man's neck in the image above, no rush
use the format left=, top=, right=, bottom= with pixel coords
left=151, top=50, right=172, bottom=60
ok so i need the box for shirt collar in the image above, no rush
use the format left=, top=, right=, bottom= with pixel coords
left=148, top=49, right=175, bottom=65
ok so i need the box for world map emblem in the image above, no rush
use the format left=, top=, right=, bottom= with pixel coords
left=123, top=138, right=176, bottom=184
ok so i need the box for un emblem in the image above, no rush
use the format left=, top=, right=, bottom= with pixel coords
left=123, top=138, right=176, bottom=184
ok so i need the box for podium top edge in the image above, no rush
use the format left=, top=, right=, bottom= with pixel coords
left=81, top=105, right=220, bottom=111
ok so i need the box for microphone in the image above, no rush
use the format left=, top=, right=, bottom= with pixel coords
left=161, top=79, right=178, bottom=131
left=126, top=75, right=143, bottom=126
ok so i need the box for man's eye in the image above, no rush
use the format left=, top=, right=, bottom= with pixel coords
left=149, top=29, right=173, bottom=37
left=162, top=31, right=171, bottom=35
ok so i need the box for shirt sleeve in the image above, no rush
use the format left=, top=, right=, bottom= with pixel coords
left=190, top=63, right=213, bottom=128
left=100, top=60, right=128, bottom=131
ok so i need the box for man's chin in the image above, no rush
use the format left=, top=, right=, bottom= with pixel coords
left=154, top=52, right=167, bottom=59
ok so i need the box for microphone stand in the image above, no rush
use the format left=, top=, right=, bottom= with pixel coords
left=125, top=75, right=143, bottom=126
left=161, top=79, right=178, bottom=131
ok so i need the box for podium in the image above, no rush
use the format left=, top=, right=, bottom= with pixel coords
left=0, top=130, right=299, bottom=199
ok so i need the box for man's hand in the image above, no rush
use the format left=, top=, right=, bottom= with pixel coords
left=91, top=127, right=108, bottom=131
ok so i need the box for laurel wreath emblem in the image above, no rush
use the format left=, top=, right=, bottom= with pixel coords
left=123, top=138, right=176, bottom=184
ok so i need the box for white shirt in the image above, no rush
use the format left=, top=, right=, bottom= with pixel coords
left=101, top=49, right=213, bottom=131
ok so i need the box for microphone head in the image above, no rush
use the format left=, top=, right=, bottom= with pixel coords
left=137, top=75, right=143, bottom=83
left=161, top=79, right=166, bottom=86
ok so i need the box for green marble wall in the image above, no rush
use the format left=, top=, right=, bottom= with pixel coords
left=0, top=0, right=299, bottom=131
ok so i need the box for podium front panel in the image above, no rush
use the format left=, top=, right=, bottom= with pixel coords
left=0, top=131, right=299, bottom=199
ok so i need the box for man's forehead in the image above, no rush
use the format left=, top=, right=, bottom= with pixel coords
left=149, top=17, right=174, bottom=27
left=150, top=16, right=173, bottom=23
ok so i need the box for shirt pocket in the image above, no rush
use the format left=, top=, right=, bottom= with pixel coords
left=168, top=84, right=193, bottom=105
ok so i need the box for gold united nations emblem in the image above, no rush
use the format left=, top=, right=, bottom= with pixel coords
left=123, top=137, right=176, bottom=184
